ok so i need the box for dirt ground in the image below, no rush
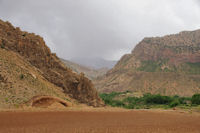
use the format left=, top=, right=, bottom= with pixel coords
left=0, top=109, right=200, bottom=133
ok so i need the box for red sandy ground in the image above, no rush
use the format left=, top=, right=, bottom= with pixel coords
left=0, top=110, right=200, bottom=133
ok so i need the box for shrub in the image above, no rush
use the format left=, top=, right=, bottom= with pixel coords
left=15, top=104, right=19, bottom=108
left=178, top=97, right=191, bottom=104
left=191, top=94, right=200, bottom=105
left=144, top=93, right=172, bottom=104
left=5, top=98, right=8, bottom=102
left=123, top=96, right=144, bottom=105
left=124, top=103, right=135, bottom=109
left=99, top=92, right=124, bottom=105
left=22, top=33, right=26, bottom=37
left=1, top=44, right=5, bottom=49
left=110, top=100, right=125, bottom=107
left=1, top=39, right=6, bottom=49
left=20, top=74, right=24, bottom=79
left=169, top=100, right=180, bottom=107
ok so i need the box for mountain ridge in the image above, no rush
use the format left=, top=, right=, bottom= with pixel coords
left=94, top=29, right=200, bottom=96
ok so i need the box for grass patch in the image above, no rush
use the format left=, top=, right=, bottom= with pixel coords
left=137, top=60, right=162, bottom=72
left=137, top=60, right=200, bottom=74
left=185, top=62, right=200, bottom=74
left=137, top=60, right=174, bottom=72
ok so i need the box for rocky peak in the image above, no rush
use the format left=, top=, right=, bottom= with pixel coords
left=132, top=29, right=200, bottom=65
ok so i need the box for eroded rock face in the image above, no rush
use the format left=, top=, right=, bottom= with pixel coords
left=95, top=30, right=200, bottom=96
left=133, top=31, right=200, bottom=65
left=0, top=19, right=103, bottom=106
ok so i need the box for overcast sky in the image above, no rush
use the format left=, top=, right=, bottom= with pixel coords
left=0, top=0, right=200, bottom=60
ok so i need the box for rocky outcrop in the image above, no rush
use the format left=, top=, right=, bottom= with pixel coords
left=95, top=29, right=200, bottom=96
left=133, top=30, right=200, bottom=65
left=0, top=19, right=103, bottom=107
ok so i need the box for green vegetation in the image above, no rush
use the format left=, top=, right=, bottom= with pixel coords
left=137, top=60, right=161, bottom=72
left=100, top=92, right=127, bottom=107
left=1, top=39, right=6, bottom=49
left=185, top=62, right=200, bottom=74
left=137, top=60, right=200, bottom=75
left=20, top=74, right=24, bottom=79
left=191, top=94, right=200, bottom=105
left=1, top=44, right=5, bottom=49
left=137, top=60, right=174, bottom=72
left=99, top=91, right=197, bottom=109
left=5, top=98, right=8, bottom=102
left=1, top=42, right=5, bottom=49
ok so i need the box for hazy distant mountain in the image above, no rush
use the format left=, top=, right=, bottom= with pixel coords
left=70, top=57, right=117, bottom=69
left=94, top=29, right=200, bottom=97
left=60, top=58, right=109, bottom=80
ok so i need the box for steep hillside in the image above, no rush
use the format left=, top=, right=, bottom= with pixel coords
left=0, top=19, right=103, bottom=107
left=60, top=58, right=108, bottom=80
left=95, top=30, right=200, bottom=96
left=0, top=48, right=74, bottom=108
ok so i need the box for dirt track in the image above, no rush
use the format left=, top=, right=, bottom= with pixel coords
left=0, top=110, right=200, bottom=133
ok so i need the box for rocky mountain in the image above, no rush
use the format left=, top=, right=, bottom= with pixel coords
left=60, top=58, right=109, bottom=80
left=94, top=29, right=200, bottom=96
left=71, top=57, right=117, bottom=69
left=0, top=19, right=103, bottom=108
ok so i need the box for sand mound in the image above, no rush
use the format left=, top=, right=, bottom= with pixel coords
left=27, top=96, right=71, bottom=108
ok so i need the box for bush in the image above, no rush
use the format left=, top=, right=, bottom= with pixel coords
left=178, top=97, right=191, bottom=104
left=1, top=40, right=6, bottom=49
left=144, top=93, right=172, bottom=104
left=125, top=104, right=134, bottom=109
left=191, top=94, right=200, bottom=105
left=110, top=100, right=125, bottom=107
left=99, top=92, right=124, bottom=105
left=20, top=74, right=24, bottom=79
left=1, top=44, right=5, bottom=49
left=5, top=98, right=8, bottom=102
left=169, top=100, right=180, bottom=107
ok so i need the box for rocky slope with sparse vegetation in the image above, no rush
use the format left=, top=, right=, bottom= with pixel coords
left=0, top=47, right=73, bottom=108
left=95, top=29, right=200, bottom=96
left=0, top=19, right=103, bottom=108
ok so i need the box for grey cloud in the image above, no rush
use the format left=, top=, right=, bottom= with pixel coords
left=0, top=0, right=200, bottom=60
